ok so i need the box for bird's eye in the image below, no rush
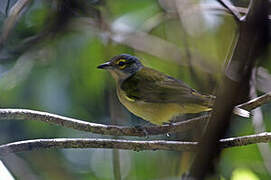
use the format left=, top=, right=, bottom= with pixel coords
left=118, top=61, right=125, bottom=66
left=117, top=60, right=127, bottom=69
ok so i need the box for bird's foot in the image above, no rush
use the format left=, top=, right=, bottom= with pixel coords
left=161, top=122, right=174, bottom=137
left=162, top=121, right=174, bottom=126
left=134, top=125, right=149, bottom=139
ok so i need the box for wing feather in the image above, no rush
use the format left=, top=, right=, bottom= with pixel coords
left=121, top=67, right=213, bottom=106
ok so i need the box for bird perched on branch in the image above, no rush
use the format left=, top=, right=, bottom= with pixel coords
left=98, top=54, right=249, bottom=125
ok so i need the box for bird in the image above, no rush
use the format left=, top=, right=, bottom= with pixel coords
left=97, top=54, right=249, bottom=125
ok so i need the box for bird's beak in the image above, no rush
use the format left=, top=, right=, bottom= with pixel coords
left=97, top=62, right=112, bottom=69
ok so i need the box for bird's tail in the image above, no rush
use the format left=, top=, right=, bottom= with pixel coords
left=202, top=94, right=250, bottom=118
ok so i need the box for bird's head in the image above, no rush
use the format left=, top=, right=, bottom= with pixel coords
left=97, top=54, right=143, bottom=81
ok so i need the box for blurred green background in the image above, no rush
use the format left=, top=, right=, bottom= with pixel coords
left=0, top=0, right=270, bottom=179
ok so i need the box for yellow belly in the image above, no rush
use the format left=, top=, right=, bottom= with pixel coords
left=117, top=88, right=210, bottom=125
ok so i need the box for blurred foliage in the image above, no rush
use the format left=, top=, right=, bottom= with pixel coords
left=0, top=0, right=270, bottom=179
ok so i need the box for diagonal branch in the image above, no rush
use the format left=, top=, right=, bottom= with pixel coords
left=0, top=132, right=271, bottom=155
left=236, top=92, right=271, bottom=111
left=216, top=0, right=242, bottom=22
left=0, top=0, right=32, bottom=47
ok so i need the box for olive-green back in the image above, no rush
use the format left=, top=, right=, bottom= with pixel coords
left=121, top=67, right=214, bottom=107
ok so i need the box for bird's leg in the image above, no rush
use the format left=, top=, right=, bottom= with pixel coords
left=134, top=125, right=150, bottom=139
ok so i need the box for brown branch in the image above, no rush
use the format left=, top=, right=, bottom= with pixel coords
left=190, top=0, right=269, bottom=178
left=0, top=132, right=271, bottom=155
left=236, top=92, right=271, bottom=111
left=0, top=108, right=209, bottom=136
left=0, top=0, right=32, bottom=47
left=0, top=91, right=270, bottom=137
left=0, top=138, right=198, bottom=155
left=220, top=132, right=271, bottom=148
left=186, top=5, right=271, bottom=20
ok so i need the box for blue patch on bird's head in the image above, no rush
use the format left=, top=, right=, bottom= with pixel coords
left=109, top=54, right=143, bottom=75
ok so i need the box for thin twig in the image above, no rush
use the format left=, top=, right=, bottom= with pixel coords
left=0, top=132, right=271, bottom=155
left=236, top=92, right=271, bottom=111
left=141, top=12, right=170, bottom=32
left=216, top=0, right=242, bottom=21
left=0, top=0, right=32, bottom=47
left=220, top=132, right=271, bottom=148
left=0, top=108, right=210, bottom=136
left=182, top=5, right=271, bottom=20
left=0, top=91, right=270, bottom=137
left=0, top=138, right=198, bottom=155
left=5, top=0, right=10, bottom=16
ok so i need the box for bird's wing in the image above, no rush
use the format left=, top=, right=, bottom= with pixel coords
left=121, top=67, right=213, bottom=106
